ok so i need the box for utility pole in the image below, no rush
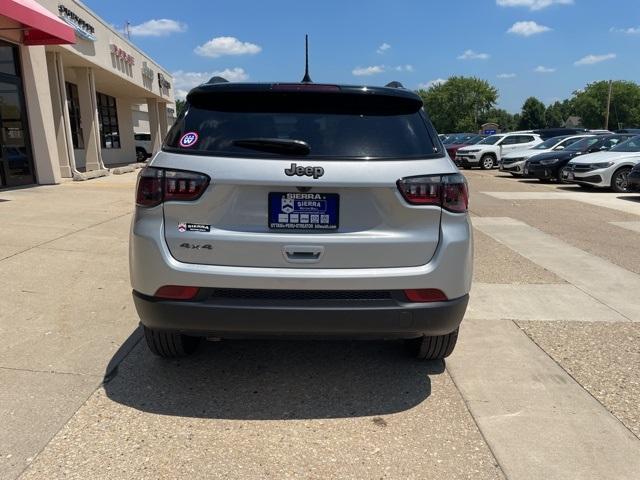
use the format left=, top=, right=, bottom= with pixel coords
left=125, top=21, right=131, bottom=40
left=604, top=79, right=612, bottom=130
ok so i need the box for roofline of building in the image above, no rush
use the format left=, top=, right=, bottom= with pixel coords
left=68, top=0, right=173, bottom=80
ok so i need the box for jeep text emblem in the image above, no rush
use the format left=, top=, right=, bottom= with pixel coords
left=284, top=163, right=324, bottom=179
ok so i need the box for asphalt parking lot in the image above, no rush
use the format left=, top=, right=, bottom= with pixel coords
left=1, top=170, right=639, bottom=480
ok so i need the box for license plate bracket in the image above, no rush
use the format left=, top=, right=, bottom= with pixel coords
left=269, top=192, right=339, bottom=230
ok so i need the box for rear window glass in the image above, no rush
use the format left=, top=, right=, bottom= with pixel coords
left=164, top=93, right=439, bottom=159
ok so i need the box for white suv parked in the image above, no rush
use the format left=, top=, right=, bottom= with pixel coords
left=130, top=80, right=473, bottom=360
left=455, top=133, right=542, bottom=170
left=500, top=134, right=592, bottom=176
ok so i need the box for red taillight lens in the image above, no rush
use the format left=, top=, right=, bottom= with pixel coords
left=404, top=289, right=448, bottom=303
left=442, top=177, right=469, bottom=213
left=397, top=174, right=468, bottom=212
left=136, top=167, right=210, bottom=207
left=396, top=175, right=442, bottom=205
left=154, top=285, right=200, bottom=300
left=164, top=170, right=209, bottom=202
left=135, top=167, right=163, bottom=207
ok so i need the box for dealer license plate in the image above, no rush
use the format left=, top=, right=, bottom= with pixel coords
left=269, top=192, right=339, bottom=230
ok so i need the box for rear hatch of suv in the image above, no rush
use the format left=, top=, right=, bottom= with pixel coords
left=156, top=83, right=455, bottom=269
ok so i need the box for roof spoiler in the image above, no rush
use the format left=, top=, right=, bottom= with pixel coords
left=207, top=76, right=229, bottom=84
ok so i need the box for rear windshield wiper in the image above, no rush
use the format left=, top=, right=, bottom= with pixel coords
left=231, top=138, right=310, bottom=155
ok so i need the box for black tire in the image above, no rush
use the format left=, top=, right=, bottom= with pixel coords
left=136, top=148, right=148, bottom=162
left=405, top=329, right=459, bottom=360
left=143, top=326, right=202, bottom=358
left=480, top=155, right=495, bottom=170
left=462, top=165, right=472, bottom=170
left=611, top=167, right=632, bottom=193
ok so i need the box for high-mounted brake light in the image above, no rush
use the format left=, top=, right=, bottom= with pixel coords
left=271, top=83, right=341, bottom=92
left=397, top=174, right=468, bottom=212
left=136, top=167, right=210, bottom=207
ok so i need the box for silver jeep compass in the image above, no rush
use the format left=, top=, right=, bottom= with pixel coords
left=129, top=79, right=473, bottom=360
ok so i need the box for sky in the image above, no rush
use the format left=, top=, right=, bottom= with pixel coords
left=83, top=0, right=640, bottom=112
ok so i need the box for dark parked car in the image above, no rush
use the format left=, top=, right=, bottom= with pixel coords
left=532, top=128, right=589, bottom=140
left=616, top=129, right=640, bottom=134
left=628, top=162, right=640, bottom=191
left=445, top=134, right=485, bottom=159
left=524, top=134, right=634, bottom=182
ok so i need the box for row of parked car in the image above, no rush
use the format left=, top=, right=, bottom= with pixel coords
left=441, top=128, right=640, bottom=193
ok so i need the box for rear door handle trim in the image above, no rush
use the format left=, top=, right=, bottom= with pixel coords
left=282, top=245, right=325, bottom=263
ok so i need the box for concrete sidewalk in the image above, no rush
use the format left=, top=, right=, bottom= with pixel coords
left=0, top=175, right=140, bottom=479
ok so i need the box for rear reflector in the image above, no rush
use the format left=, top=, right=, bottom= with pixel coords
left=397, top=173, right=469, bottom=212
left=154, top=285, right=200, bottom=300
left=404, top=289, right=448, bottom=303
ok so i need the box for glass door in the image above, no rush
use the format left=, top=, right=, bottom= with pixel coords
left=0, top=42, right=34, bottom=187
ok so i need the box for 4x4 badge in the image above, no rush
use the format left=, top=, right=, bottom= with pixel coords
left=285, top=163, right=324, bottom=179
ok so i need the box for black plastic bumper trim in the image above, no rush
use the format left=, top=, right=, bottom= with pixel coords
left=133, top=290, right=469, bottom=339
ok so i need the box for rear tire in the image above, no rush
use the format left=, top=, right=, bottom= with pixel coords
left=405, top=329, right=459, bottom=360
left=480, top=155, right=495, bottom=170
left=143, top=326, right=202, bottom=358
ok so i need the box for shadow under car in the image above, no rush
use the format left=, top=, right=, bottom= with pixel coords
left=103, top=335, right=443, bottom=421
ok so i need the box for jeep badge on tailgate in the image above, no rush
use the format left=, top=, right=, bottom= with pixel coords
left=285, top=163, right=324, bottom=179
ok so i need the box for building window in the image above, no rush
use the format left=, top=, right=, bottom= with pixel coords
left=65, top=82, right=84, bottom=149
left=96, top=92, right=120, bottom=149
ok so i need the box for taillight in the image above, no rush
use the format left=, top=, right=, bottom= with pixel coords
left=135, top=167, right=163, bottom=207
left=404, top=289, right=448, bottom=302
left=154, top=285, right=200, bottom=300
left=135, top=167, right=209, bottom=207
left=164, top=170, right=209, bottom=201
left=397, top=173, right=468, bottom=213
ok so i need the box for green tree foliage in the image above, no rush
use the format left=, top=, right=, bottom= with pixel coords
left=545, top=101, right=565, bottom=128
left=482, top=108, right=518, bottom=131
left=417, top=76, right=498, bottom=133
left=175, top=99, right=187, bottom=117
left=572, top=80, right=640, bottom=130
left=518, top=97, right=546, bottom=130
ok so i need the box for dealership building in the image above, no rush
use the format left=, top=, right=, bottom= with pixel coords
left=0, top=0, right=175, bottom=188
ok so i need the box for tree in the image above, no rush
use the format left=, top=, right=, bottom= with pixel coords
left=417, top=76, right=498, bottom=133
left=481, top=108, right=518, bottom=131
left=545, top=101, right=565, bottom=128
left=175, top=99, right=187, bottom=117
left=518, top=97, right=546, bottom=130
left=571, top=80, right=640, bottom=130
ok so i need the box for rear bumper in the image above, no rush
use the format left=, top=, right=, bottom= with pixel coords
left=133, top=290, right=469, bottom=339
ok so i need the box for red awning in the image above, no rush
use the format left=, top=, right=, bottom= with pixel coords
left=0, top=0, right=76, bottom=45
